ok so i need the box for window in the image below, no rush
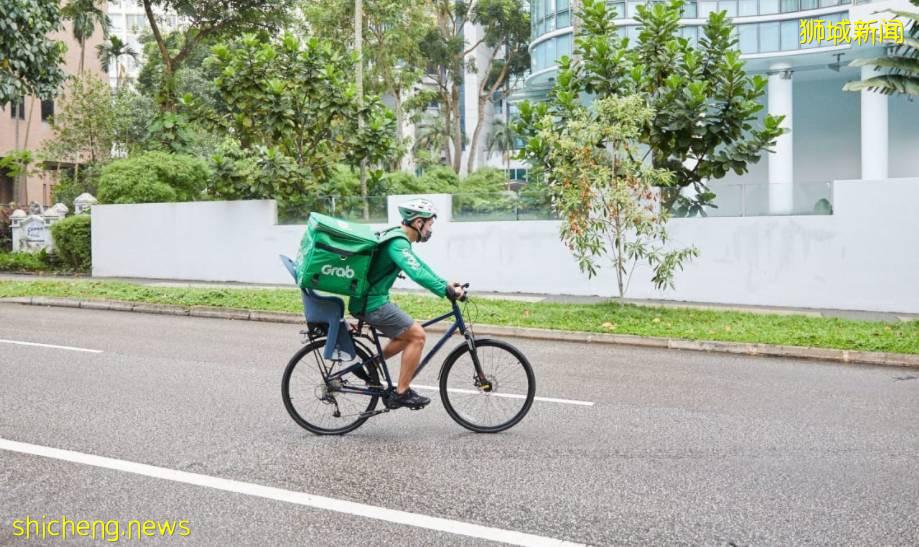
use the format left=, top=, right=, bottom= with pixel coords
left=681, top=26, right=700, bottom=46
left=40, top=99, right=54, bottom=122
left=682, top=1, right=698, bottom=18
left=557, top=9, right=571, bottom=27
left=738, top=0, right=758, bottom=15
left=699, top=0, right=718, bottom=17
left=719, top=0, right=738, bottom=17
left=760, top=0, right=779, bottom=14
left=759, top=21, right=780, bottom=50
left=781, top=19, right=799, bottom=49
left=780, top=0, right=798, bottom=11
left=558, top=33, right=573, bottom=58
left=9, top=98, right=25, bottom=119
left=818, top=0, right=838, bottom=6
left=627, top=0, right=643, bottom=17
left=738, top=24, right=757, bottom=52
left=799, top=0, right=817, bottom=8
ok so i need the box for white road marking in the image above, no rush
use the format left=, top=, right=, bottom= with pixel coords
left=411, top=384, right=595, bottom=407
left=0, top=339, right=103, bottom=354
left=0, top=438, right=584, bottom=547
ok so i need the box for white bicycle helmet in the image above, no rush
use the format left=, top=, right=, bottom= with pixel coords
left=398, top=198, right=438, bottom=223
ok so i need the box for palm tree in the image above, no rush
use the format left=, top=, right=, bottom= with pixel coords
left=96, top=36, right=139, bottom=88
left=485, top=118, right=518, bottom=188
left=843, top=0, right=919, bottom=96
left=62, top=0, right=111, bottom=74
left=412, top=115, right=446, bottom=166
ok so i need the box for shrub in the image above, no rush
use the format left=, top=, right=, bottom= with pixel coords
left=50, top=163, right=101, bottom=210
left=453, top=168, right=515, bottom=219
left=0, top=203, right=13, bottom=252
left=0, top=251, right=51, bottom=272
left=97, top=151, right=210, bottom=204
left=460, top=168, right=508, bottom=193
left=416, top=166, right=459, bottom=193
left=51, top=214, right=92, bottom=271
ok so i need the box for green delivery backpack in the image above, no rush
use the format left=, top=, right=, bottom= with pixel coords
left=295, top=213, right=406, bottom=297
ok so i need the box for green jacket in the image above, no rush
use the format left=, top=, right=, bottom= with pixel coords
left=348, top=232, right=448, bottom=315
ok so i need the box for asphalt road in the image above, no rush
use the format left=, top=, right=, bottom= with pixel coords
left=1, top=303, right=917, bottom=546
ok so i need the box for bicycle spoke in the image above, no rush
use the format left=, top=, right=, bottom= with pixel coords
left=282, top=340, right=380, bottom=435
left=441, top=341, right=534, bottom=432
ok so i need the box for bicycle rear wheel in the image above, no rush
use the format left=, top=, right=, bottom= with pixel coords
left=439, top=339, right=535, bottom=433
left=282, top=339, right=380, bottom=435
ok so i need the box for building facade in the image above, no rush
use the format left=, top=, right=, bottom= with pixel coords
left=0, top=12, right=108, bottom=207
left=104, top=0, right=186, bottom=88
left=522, top=0, right=919, bottom=213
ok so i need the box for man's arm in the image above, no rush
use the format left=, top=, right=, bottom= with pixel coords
left=388, top=239, right=448, bottom=297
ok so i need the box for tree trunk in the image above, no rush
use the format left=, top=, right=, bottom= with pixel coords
left=441, top=92, right=452, bottom=167
left=466, top=95, right=487, bottom=174
left=450, top=83, right=462, bottom=174
left=393, top=88, right=404, bottom=171
left=79, top=38, right=86, bottom=74
left=143, top=0, right=177, bottom=112
left=12, top=100, right=22, bottom=205
left=354, top=0, right=368, bottom=220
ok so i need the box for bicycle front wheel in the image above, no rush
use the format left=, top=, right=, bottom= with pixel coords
left=282, top=339, right=380, bottom=436
left=439, top=339, right=535, bottom=433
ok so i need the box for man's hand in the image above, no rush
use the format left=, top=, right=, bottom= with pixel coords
left=447, top=282, right=466, bottom=301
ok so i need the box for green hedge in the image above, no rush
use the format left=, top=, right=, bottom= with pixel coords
left=0, top=251, right=52, bottom=272
left=98, top=151, right=210, bottom=204
left=51, top=214, right=92, bottom=272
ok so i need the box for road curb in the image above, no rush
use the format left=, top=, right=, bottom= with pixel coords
left=3, top=296, right=918, bottom=369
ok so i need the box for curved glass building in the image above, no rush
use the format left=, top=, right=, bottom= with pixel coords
left=520, top=0, right=919, bottom=213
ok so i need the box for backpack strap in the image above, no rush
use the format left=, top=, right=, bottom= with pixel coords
left=359, top=227, right=410, bottom=317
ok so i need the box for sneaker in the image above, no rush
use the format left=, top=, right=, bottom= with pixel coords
left=383, top=387, right=430, bottom=410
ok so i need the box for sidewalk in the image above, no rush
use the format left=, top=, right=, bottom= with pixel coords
left=0, top=272, right=916, bottom=323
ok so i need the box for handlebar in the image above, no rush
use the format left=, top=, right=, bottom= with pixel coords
left=448, top=283, right=470, bottom=302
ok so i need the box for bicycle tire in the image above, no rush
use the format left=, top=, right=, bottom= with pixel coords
left=439, top=338, right=535, bottom=433
left=282, top=338, right=380, bottom=435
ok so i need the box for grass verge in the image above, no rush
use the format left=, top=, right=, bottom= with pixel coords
left=1, top=279, right=917, bottom=355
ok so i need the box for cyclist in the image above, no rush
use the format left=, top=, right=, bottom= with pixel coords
left=349, top=198, right=465, bottom=409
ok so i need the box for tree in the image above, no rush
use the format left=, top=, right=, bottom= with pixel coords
left=464, top=0, right=530, bottom=173
left=61, top=0, right=111, bottom=74
left=139, top=0, right=293, bottom=110
left=301, top=0, right=434, bottom=170
left=0, top=0, right=68, bottom=107
left=419, top=1, right=477, bottom=173
left=42, top=74, right=117, bottom=171
left=518, top=0, right=783, bottom=216
left=843, top=0, right=919, bottom=96
left=96, top=36, right=139, bottom=88
left=485, top=117, right=517, bottom=184
left=202, top=32, right=397, bottom=217
left=523, top=94, right=698, bottom=298
left=411, top=109, right=449, bottom=169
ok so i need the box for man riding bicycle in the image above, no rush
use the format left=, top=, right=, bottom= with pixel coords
left=349, top=198, right=465, bottom=410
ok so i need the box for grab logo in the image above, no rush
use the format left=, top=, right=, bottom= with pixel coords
left=321, top=264, right=355, bottom=279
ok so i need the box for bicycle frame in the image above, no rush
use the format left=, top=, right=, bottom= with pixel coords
left=326, top=298, right=486, bottom=396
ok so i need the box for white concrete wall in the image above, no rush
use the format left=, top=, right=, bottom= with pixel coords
left=92, top=179, right=919, bottom=313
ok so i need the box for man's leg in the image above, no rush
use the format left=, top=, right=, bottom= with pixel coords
left=391, top=323, right=425, bottom=393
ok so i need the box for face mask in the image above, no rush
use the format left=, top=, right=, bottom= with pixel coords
left=413, top=220, right=433, bottom=243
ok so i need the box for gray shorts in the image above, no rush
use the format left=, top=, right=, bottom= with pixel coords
left=354, top=302, right=415, bottom=339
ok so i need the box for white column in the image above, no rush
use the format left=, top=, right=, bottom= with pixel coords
left=860, top=65, right=889, bottom=180
left=768, top=63, right=793, bottom=214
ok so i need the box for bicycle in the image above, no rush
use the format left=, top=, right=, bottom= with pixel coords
left=279, top=257, right=536, bottom=435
